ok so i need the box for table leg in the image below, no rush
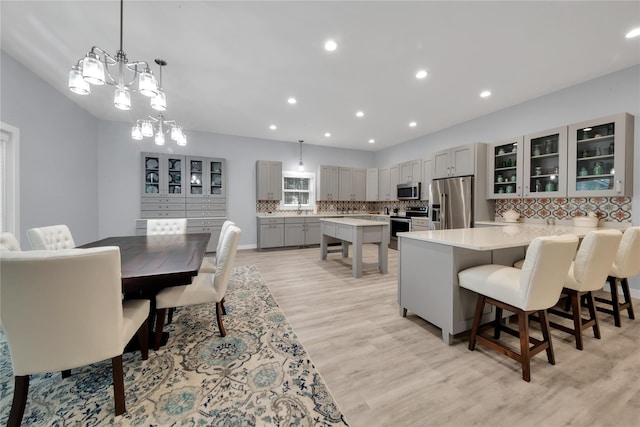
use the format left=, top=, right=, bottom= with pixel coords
left=378, top=241, right=388, bottom=274
left=321, top=234, right=328, bottom=260
left=352, top=228, right=363, bottom=278
left=341, top=241, right=349, bottom=257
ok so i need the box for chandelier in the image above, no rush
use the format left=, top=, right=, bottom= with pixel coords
left=67, top=0, right=163, bottom=111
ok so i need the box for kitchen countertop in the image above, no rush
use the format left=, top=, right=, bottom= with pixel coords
left=320, top=217, right=390, bottom=227
left=397, top=222, right=626, bottom=251
left=256, top=212, right=390, bottom=219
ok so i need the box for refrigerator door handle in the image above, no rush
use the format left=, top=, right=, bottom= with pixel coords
left=440, top=192, right=447, bottom=230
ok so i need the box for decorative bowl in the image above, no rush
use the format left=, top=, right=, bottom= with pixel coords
left=502, top=210, right=520, bottom=222
left=573, top=216, right=599, bottom=227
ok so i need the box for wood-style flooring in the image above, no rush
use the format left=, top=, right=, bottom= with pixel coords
left=234, top=244, right=640, bottom=427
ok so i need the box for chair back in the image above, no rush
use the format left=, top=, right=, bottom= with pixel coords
left=147, top=218, right=187, bottom=235
left=519, top=234, right=579, bottom=311
left=213, top=225, right=241, bottom=300
left=610, top=226, right=640, bottom=279
left=570, top=229, right=622, bottom=292
left=26, top=224, right=75, bottom=250
left=0, top=247, right=125, bottom=375
left=0, top=232, right=20, bottom=251
left=216, top=220, right=236, bottom=254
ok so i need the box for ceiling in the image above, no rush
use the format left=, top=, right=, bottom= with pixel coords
left=1, top=1, right=639, bottom=151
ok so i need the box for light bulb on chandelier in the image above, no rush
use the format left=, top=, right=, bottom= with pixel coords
left=132, top=114, right=186, bottom=146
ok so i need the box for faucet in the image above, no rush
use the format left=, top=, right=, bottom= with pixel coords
left=297, top=201, right=302, bottom=215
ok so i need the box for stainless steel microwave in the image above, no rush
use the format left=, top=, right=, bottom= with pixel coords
left=397, top=182, right=421, bottom=200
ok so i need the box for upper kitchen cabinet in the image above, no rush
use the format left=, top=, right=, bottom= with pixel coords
left=433, top=143, right=477, bottom=178
left=366, top=168, right=379, bottom=201
left=378, top=167, right=391, bottom=201
left=421, top=158, right=433, bottom=200
left=522, top=127, right=567, bottom=198
left=256, top=160, right=282, bottom=201
left=399, top=159, right=422, bottom=183
left=487, top=137, right=524, bottom=199
left=318, top=165, right=339, bottom=201
left=338, top=167, right=366, bottom=201
left=142, top=152, right=186, bottom=198
left=186, top=156, right=226, bottom=198
left=567, top=113, right=634, bottom=198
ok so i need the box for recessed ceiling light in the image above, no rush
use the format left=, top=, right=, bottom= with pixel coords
left=368, top=139, right=375, bottom=144
left=625, top=27, right=640, bottom=38
left=324, top=40, right=338, bottom=51
left=324, top=132, right=331, bottom=137
left=480, top=90, right=492, bottom=98
left=409, top=121, right=417, bottom=127
left=356, top=111, right=364, bottom=118
left=287, top=97, right=297, bottom=104
left=269, top=124, right=277, bottom=130
left=416, top=70, right=428, bottom=79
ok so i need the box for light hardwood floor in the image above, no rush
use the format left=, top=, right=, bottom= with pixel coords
left=234, top=244, right=640, bottom=427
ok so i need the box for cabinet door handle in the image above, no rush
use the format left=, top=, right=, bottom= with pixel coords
left=616, top=180, right=622, bottom=193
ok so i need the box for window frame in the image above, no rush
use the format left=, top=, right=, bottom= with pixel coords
left=279, top=170, right=316, bottom=211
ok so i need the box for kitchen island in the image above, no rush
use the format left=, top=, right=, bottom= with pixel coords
left=397, top=223, right=623, bottom=344
left=320, top=217, right=389, bottom=278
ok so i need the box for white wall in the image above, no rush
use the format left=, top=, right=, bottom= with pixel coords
left=0, top=51, right=99, bottom=246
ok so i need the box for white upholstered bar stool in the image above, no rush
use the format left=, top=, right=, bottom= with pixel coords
left=458, top=234, right=579, bottom=382
left=0, top=232, right=21, bottom=251
left=154, top=225, right=241, bottom=350
left=199, top=220, right=236, bottom=274
left=594, top=226, right=639, bottom=327
left=26, top=224, right=75, bottom=250
left=0, top=247, right=150, bottom=425
left=548, top=229, right=622, bottom=350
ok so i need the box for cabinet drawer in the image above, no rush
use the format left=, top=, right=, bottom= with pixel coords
left=187, top=197, right=226, bottom=205
left=142, top=203, right=186, bottom=211
left=285, top=217, right=306, bottom=224
left=412, top=218, right=429, bottom=227
left=187, top=218, right=225, bottom=227
left=186, top=210, right=226, bottom=218
left=259, top=217, right=285, bottom=225
left=142, top=197, right=183, bottom=204
left=140, top=211, right=186, bottom=219
left=186, top=203, right=226, bottom=212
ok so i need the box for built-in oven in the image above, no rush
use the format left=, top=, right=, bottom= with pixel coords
left=389, top=206, right=428, bottom=249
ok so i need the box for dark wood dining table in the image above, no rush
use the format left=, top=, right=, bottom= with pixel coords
left=79, top=233, right=211, bottom=348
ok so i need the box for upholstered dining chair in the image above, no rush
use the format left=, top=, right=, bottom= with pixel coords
left=26, top=224, right=75, bottom=250
left=199, top=220, right=236, bottom=274
left=548, top=229, right=622, bottom=350
left=146, top=218, right=188, bottom=235
left=154, top=225, right=241, bottom=350
left=593, top=226, right=639, bottom=327
left=458, top=234, right=579, bottom=382
left=0, top=232, right=21, bottom=251
left=0, top=247, right=150, bottom=425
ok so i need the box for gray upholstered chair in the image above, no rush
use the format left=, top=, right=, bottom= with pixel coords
left=199, top=220, right=236, bottom=274
left=458, top=234, right=579, bottom=382
left=548, top=229, right=622, bottom=350
left=154, top=225, right=241, bottom=350
left=26, top=224, right=75, bottom=250
left=0, top=247, right=150, bottom=425
left=0, top=232, right=21, bottom=251
left=146, top=218, right=188, bottom=235
left=595, top=226, right=639, bottom=327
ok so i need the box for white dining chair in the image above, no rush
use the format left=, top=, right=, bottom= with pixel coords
left=0, top=232, right=21, bottom=251
left=146, top=218, right=187, bottom=235
left=154, top=225, right=241, bottom=350
left=26, top=224, right=75, bottom=250
left=458, top=234, right=579, bottom=382
left=199, top=220, right=236, bottom=274
left=0, top=247, right=150, bottom=424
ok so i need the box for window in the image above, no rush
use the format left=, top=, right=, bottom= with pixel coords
left=280, top=171, right=315, bottom=211
left=0, top=122, right=20, bottom=235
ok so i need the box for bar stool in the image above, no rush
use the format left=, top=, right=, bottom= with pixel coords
left=458, top=234, right=579, bottom=382
left=548, top=229, right=622, bottom=350
left=595, top=226, right=639, bottom=327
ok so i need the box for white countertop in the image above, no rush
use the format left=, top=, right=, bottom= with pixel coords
left=320, top=217, right=389, bottom=227
left=398, top=223, right=612, bottom=251
left=256, top=212, right=389, bottom=219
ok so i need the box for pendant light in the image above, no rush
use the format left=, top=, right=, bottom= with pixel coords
left=298, top=140, right=305, bottom=171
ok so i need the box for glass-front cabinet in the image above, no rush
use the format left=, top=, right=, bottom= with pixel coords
left=522, top=126, right=568, bottom=198
left=567, top=113, right=634, bottom=197
left=186, top=156, right=226, bottom=198
left=487, top=137, right=524, bottom=199
left=141, top=152, right=185, bottom=198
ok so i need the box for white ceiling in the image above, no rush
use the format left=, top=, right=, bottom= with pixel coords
left=1, top=1, right=639, bottom=151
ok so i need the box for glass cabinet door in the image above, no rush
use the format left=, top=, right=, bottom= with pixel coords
left=567, top=113, right=633, bottom=197
left=188, top=157, right=205, bottom=197
left=209, top=159, right=224, bottom=197
left=165, top=155, right=185, bottom=197
left=523, top=126, right=567, bottom=198
left=487, top=137, right=523, bottom=199
left=142, top=154, right=161, bottom=197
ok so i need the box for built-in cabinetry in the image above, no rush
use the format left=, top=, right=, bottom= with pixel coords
left=284, top=217, right=321, bottom=247
left=567, top=112, right=634, bottom=197
left=421, top=158, right=433, bottom=200
left=256, top=160, right=283, bottom=200
left=378, top=168, right=392, bottom=201
left=257, top=217, right=285, bottom=249
left=487, top=137, right=524, bottom=199
left=366, top=168, right=379, bottom=201
left=318, top=165, right=339, bottom=200
left=522, top=127, right=567, bottom=198
left=433, top=143, right=476, bottom=178
left=186, top=156, right=225, bottom=198
left=399, top=160, right=421, bottom=183
left=338, top=167, right=366, bottom=201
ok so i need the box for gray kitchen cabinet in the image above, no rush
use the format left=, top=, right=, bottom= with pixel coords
left=318, top=165, right=339, bottom=200
left=522, top=126, right=568, bottom=198
left=421, top=158, right=433, bottom=200
left=256, top=160, right=282, bottom=200
left=366, top=168, right=379, bottom=201
left=284, top=217, right=321, bottom=247
left=390, top=165, right=399, bottom=199
left=142, top=152, right=186, bottom=199
left=487, top=137, right=525, bottom=199
left=186, top=156, right=225, bottom=198
left=140, top=198, right=186, bottom=219
left=433, top=143, right=476, bottom=178
left=378, top=167, right=392, bottom=201
left=338, top=167, right=366, bottom=201
left=399, top=159, right=421, bottom=183
left=257, top=217, right=285, bottom=249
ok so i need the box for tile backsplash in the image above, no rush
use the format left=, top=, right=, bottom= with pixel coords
left=256, top=200, right=427, bottom=214
left=496, top=197, right=632, bottom=222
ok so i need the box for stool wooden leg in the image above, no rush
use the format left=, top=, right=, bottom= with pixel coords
left=494, top=306, right=503, bottom=339
left=517, top=310, right=531, bottom=382
left=468, top=295, right=485, bottom=351
left=154, top=308, right=167, bottom=351
left=539, top=309, right=555, bottom=365
left=609, top=277, right=622, bottom=327
left=570, top=292, right=584, bottom=350
left=585, top=291, right=601, bottom=339
left=7, top=375, right=29, bottom=427
left=622, top=278, right=635, bottom=320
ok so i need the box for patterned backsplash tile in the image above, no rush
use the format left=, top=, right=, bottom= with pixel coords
left=256, top=200, right=427, bottom=214
left=496, top=197, right=632, bottom=222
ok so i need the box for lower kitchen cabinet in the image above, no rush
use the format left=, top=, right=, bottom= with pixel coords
left=257, top=217, right=285, bottom=249
left=284, top=217, right=321, bottom=247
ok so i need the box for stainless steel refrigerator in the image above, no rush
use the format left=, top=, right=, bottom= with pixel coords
left=429, top=176, right=474, bottom=230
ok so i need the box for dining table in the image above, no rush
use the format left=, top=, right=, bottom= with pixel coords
left=79, top=233, right=210, bottom=347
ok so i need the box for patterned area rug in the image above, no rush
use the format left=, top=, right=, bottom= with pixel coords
left=0, top=265, right=349, bottom=426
